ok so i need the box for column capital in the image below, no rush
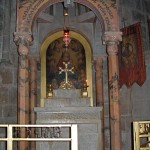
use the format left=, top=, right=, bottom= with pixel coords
left=14, top=32, right=33, bottom=47
left=102, top=31, right=122, bottom=45
left=14, top=32, right=33, bottom=55
left=102, top=31, right=122, bottom=55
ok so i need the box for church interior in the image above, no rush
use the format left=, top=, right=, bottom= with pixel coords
left=0, top=0, right=150, bottom=150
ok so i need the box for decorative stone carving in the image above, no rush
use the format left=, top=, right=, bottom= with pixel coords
left=14, top=32, right=32, bottom=46
left=102, top=31, right=122, bottom=55
left=16, top=0, right=118, bottom=32
left=102, top=31, right=122, bottom=45
left=14, top=32, right=32, bottom=55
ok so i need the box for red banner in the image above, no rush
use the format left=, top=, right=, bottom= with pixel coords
left=119, top=22, right=146, bottom=88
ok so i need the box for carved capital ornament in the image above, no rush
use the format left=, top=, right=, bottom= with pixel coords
left=102, top=31, right=122, bottom=55
left=102, top=31, right=122, bottom=45
left=14, top=32, right=33, bottom=55
left=14, top=32, right=32, bottom=46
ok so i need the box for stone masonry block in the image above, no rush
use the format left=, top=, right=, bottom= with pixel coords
left=2, top=105, right=17, bottom=118
left=132, top=11, right=145, bottom=23
left=122, top=0, right=135, bottom=7
left=135, top=0, right=142, bottom=10
left=142, top=0, right=150, bottom=13
left=0, top=87, right=9, bottom=104
left=0, top=68, right=13, bottom=84
left=9, top=87, right=17, bottom=104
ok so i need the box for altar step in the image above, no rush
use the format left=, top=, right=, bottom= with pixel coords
left=44, top=97, right=90, bottom=107
left=35, top=89, right=102, bottom=150
left=34, top=107, right=101, bottom=124
left=45, top=89, right=91, bottom=107
left=34, top=107, right=102, bottom=150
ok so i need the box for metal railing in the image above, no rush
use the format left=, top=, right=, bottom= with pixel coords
left=133, top=121, right=150, bottom=150
left=0, top=124, right=78, bottom=150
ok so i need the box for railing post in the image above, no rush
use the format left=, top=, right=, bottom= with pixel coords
left=7, top=125, right=13, bottom=150
left=1, top=124, right=78, bottom=150
left=133, top=122, right=140, bottom=150
left=71, top=124, right=78, bottom=150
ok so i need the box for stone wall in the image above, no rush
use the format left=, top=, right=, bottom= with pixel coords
left=0, top=0, right=4, bottom=61
left=0, top=0, right=17, bottom=124
left=0, top=0, right=17, bottom=149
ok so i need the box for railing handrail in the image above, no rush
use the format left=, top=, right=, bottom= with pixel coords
left=133, top=121, right=150, bottom=150
left=0, top=124, right=78, bottom=150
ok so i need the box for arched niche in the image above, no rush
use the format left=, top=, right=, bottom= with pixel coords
left=40, top=30, right=93, bottom=107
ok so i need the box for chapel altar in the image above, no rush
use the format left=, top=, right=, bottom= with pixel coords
left=34, top=88, right=102, bottom=150
left=34, top=24, right=103, bottom=150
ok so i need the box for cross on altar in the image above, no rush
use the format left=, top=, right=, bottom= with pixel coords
left=59, top=61, right=74, bottom=89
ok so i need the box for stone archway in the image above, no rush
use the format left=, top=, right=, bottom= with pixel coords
left=17, top=0, right=119, bottom=33
left=14, top=1, right=122, bottom=150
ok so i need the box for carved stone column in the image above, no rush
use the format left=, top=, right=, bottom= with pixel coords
left=14, top=32, right=32, bottom=150
left=103, top=31, right=122, bottom=150
left=29, top=57, right=37, bottom=150
left=29, top=57, right=37, bottom=124
left=94, top=56, right=104, bottom=150
left=94, top=57, right=104, bottom=107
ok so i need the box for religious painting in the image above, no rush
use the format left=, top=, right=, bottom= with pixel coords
left=46, top=37, right=86, bottom=90
left=148, top=19, right=150, bottom=42
left=118, top=22, right=146, bottom=88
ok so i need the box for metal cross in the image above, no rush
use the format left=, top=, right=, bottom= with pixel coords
left=59, top=61, right=74, bottom=85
